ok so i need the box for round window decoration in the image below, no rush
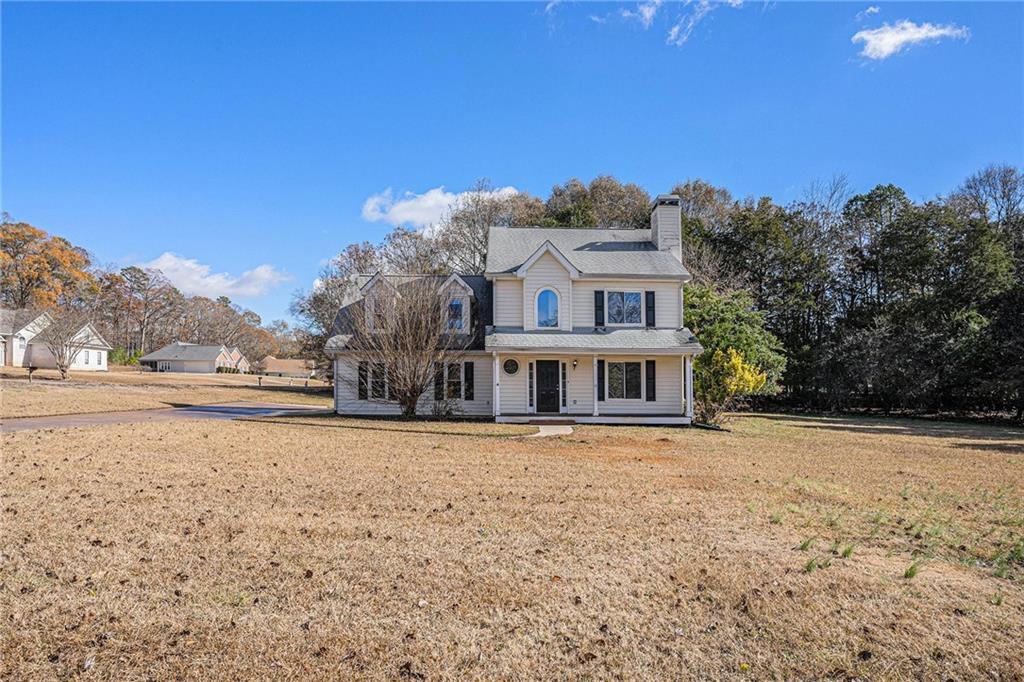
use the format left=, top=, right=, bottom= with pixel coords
left=503, top=359, right=520, bottom=376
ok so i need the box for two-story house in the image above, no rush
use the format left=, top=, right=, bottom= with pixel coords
left=326, top=194, right=703, bottom=424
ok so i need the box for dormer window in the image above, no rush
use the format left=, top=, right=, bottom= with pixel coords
left=536, top=289, right=559, bottom=328
left=447, top=299, right=464, bottom=331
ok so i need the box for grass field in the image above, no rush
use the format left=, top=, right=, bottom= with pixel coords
left=0, top=366, right=331, bottom=418
left=2, top=411, right=1022, bottom=679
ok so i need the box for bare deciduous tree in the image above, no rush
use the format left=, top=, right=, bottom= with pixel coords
left=436, top=179, right=516, bottom=274
left=334, top=276, right=469, bottom=417
left=34, top=305, right=97, bottom=380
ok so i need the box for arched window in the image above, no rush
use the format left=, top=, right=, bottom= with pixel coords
left=536, top=289, right=559, bottom=328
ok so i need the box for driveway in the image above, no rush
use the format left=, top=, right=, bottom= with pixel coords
left=1, top=402, right=331, bottom=433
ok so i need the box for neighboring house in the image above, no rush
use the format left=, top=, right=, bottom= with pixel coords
left=227, top=347, right=251, bottom=373
left=139, top=342, right=249, bottom=373
left=325, top=195, right=704, bottom=424
left=0, top=309, right=112, bottom=371
left=258, top=356, right=314, bottom=378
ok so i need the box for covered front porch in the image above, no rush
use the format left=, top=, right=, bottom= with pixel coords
left=488, top=351, right=696, bottom=425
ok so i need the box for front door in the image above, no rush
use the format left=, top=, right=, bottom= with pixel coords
left=536, top=360, right=560, bottom=413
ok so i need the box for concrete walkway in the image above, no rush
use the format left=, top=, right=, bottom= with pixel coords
left=1, top=402, right=331, bottom=433
left=527, top=424, right=574, bottom=438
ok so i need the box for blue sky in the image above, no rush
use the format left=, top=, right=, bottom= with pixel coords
left=3, top=1, right=1022, bottom=323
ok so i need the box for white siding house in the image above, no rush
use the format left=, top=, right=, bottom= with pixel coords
left=0, top=309, right=111, bottom=372
left=325, top=195, right=703, bottom=424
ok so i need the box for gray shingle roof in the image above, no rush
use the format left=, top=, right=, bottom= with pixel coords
left=0, top=309, right=46, bottom=335
left=485, top=327, right=703, bottom=354
left=485, top=227, right=690, bottom=279
left=330, top=274, right=491, bottom=351
left=139, top=342, right=228, bottom=362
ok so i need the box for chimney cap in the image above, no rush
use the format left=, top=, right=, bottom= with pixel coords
left=652, top=194, right=681, bottom=208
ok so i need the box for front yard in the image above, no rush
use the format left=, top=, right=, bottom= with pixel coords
left=0, top=367, right=331, bottom=418
left=2, top=413, right=1022, bottom=679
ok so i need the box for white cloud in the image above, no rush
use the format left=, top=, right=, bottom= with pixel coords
left=621, top=0, right=663, bottom=29
left=855, top=5, right=880, bottom=22
left=141, top=252, right=290, bottom=298
left=544, top=0, right=560, bottom=14
left=852, top=20, right=969, bottom=60
left=666, top=0, right=715, bottom=46
left=589, top=14, right=608, bottom=24
left=361, top=185, right=519, bottom=229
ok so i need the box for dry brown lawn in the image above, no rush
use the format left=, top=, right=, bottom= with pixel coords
left=2, top=413, right=1022, bottom=680
left=0, top=366, right=331, bottom=418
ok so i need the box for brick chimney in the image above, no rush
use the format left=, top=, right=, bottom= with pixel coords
left=650, top=194, right=682, bottom=262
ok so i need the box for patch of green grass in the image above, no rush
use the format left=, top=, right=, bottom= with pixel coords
left=841, top=544, right=855, bottom=559
left=798, top=537, right=816, bottom=552
left=903, top=561, right=921, bottom=580
left=990, top=591, right=1004, bottom=606
left=769, top=511, right=783, bottom=525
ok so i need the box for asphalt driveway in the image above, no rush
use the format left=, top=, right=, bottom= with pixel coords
left=1, top=402, right=331, bottom=433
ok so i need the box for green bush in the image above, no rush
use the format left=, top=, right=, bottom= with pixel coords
left=216, top=366, right=241, bottom=374
left=109, top=348, right=143, bottom=366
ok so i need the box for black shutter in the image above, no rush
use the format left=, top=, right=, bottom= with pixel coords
left=645, top=360, right=656, bottom=401
left=597, top=360, right=605, bottom=402
left=463, top=362, right=474, bottom=401
left=357, top=361, right=368, bottom=400
left=645, top=291, right=656, bottom=328
left=594, top=290, right=605, bottom=327
left=434, top=362, right=444, bottom=400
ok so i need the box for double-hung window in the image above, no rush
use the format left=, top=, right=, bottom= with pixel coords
left=607, top=361, right=642, bottom=399
left=371, top=362, right=388, bottom=400
left=606, top=291, right=643, bottom=326
left=433, top=361, right=475, bottom=401
left=447, top=299, right=464, bottom=331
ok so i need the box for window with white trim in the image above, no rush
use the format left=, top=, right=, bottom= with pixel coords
left=561, top=362, right=567, bottom=408
left=17, top=336, right=26, bottom=350
left=606, top=291, right=643, bottom=326
left=536, top=289, right=558, bottom=328
left=432, top=361, right=474, bottom=401
left=84, top=350, right=90, bottom=365
left=447, top=298, right=464, bottom=330
left=607, top=361, right=642, bottom=399
left=528, top=362, right=535, bottom=408
left=371, top=362, right=388, bottom=400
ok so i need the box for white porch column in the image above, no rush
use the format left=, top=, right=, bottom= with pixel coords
left=680, top=355, right=686, bottom=416
left=492, top=352, right=501, bottom=417
left=592, top=355, right=599, bottom=417
left=685, top=355, right=694, bottom=418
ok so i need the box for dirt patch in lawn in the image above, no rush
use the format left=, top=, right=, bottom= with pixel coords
left=2, top=414, right=1022, bottom=679
left=0, top=367, right=331, bottom=418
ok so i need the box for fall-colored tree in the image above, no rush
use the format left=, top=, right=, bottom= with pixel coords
left=0, top=217, right=93, bottom=308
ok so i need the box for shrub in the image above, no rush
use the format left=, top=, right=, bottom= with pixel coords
left=109, top=347, right=143, bottom=366
left=694, top=348, right=768, bottom=425
left=216, top=366, right=241, bottom=374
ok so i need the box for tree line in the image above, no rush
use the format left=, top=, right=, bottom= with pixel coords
left=293, top=167, right=1024, bottom=420
left=0, top=217, right=301, bottom=366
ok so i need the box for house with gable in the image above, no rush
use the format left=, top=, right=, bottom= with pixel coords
left=325, top=194, right=703, bottom=424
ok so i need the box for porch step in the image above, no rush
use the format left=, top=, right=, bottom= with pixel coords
left=527, top=418, right=576, bottom=425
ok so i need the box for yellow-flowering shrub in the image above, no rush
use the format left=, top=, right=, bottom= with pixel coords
left=695, top=348, right=767, bottom=425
